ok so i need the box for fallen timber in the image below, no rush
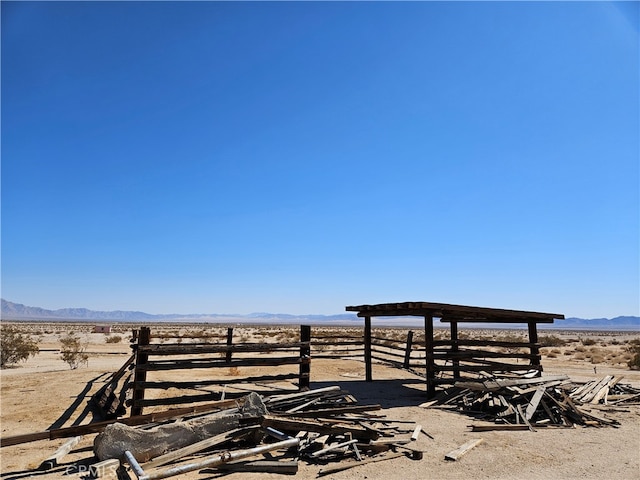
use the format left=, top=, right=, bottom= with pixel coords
left=422, top=373, right=638, bottom=430
left=0, top=397, right=248, bottom=447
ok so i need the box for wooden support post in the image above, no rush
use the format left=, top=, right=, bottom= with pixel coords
left=528, top=321, right=541, bottom=376
left=403, top=330, right=414, bottom=369
left=299, top=325, right=311, bottom=390
left=131, top=327, right=150, bottom=417
left=450, top=321, right=460, bottom=379
left=425, top=315, right=436, bottom=397
left=225, top=327, right=233, bottom=364
left=364, top=316, right=372, bottom=382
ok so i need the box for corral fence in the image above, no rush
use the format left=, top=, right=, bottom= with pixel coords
left=92, top=325, right=544, bottom=417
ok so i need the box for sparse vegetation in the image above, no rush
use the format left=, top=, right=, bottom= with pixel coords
left=105, top=335, right=122, bottom=344
left=626, top=339, right=640, bottom=370
left=60, top=333, right=89, bottom=369
left=539, top=335, right=566, bottom=347
left=0, top=326, right=40, bottom=367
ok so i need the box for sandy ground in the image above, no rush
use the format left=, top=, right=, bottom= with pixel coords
left=1, top=324, right=639, bottom=480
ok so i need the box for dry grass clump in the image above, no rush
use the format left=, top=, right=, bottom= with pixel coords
left=539, top=335, right=566, bottom=347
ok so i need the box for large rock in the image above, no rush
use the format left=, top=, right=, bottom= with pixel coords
left=94, top=392, right=267, bottom=462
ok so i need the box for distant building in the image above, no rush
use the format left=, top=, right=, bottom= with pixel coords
left=93, top=325, right=111, bottom=334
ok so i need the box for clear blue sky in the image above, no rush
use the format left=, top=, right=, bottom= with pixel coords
left=2, top=1, right=638, bottom=318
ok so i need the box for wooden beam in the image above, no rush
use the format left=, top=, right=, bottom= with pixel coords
left=299, top=325, right=311, bottom=390
left=364, top=316, right=372, bottom=382
left=346, top=302, right=563, bottom=322
left=1, top=397, right=245, bottom=447
left=38, top=435, right=83, bottom=470
left=131, top=326, right=150, bottom=417
left=444, top=438, right=484, bottom=461
left=528, top=321, right=541, bottom=375
left=425, top=315, right=436, bottom=397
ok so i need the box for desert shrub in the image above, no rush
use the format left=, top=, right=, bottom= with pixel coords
left=60, top=333, right=89, bottom=369
left=105, top=335, right=122, bottom=344
left=626, top=341, right=640, bottom=370
left=581, top=337, right=596, bottom=346
left=1, top=326, right=39, bottom=367
left=591, top=354, right=604, bottom=364
left=539, top=335, right=566, bottom=347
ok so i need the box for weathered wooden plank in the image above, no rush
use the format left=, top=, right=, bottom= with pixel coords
left=262, top=415, right=378, bottom=440
left=455, top=375, right=569, bottom=392
left=136, top=356, right=304, bottom=372
left=38, top=436, right=83, bottom=470
left=277, top=404, right=381, bottom=418
left=143, top=426, right=258, bottom=469
left=135, top=373, right=300, bottom=390
left=525, top=386, right=546, bottom=421
left=444, top=438, right=484, bottom=461
left=137, top=341, right=309, bottom=355
left=318, top=452, right=405, bottom=476
left=433, top=340, right=537, bottom=348
left=216, top=460, right=299, bottom=474
left=1, top=397, right=244, bottom=447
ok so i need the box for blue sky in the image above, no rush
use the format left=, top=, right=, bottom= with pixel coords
left=2, top=1, right=638, bottom=318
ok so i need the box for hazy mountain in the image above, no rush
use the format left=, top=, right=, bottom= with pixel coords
left=1, top=299, right=638, bottom=329
left=0, top=299, right=358, bottom=323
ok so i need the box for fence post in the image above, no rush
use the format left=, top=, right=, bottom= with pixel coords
left=299, top=325, right=311, bottom=390
left=403, top=330, right=414, bottom=369
left=131, top=326, right=150, bottom=417
left=226, top=327, right=234, bottom=364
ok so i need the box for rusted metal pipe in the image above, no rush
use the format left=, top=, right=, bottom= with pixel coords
left=125, top=438, right=299, bottom=480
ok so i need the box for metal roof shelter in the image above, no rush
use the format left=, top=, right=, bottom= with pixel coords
left=346, top=302, right=565, bottom=397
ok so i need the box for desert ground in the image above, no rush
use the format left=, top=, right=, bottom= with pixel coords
left=1, top=322, right=639, bottom=480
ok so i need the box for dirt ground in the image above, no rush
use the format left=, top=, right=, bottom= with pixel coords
left=1, top=323, right=639, bottom=480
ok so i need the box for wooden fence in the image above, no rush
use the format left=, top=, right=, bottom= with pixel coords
left=128, top=326, right=310, bottom=416
left=105, top=326, right=545, bottom=417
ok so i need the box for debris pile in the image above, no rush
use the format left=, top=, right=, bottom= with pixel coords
left=91, top=386, right=427, bottom=479
left=422, top=374, right=639, bottom=431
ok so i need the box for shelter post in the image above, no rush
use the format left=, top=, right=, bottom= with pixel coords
left=527, top=321, right=542, bottom=376
left=364, top=316, right=372, bottom=382
left=424, top=315, right=436, bottom=397
left=450, top=320, right=460, bottom=379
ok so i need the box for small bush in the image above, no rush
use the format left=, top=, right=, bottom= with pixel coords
left=1, top=326, right=39, bottom=367
left=626, top=342, right=640, bottom=370
left=105, top=335, right=122, bottom=344
left=581, top=337, right=596, bottom=346
left=60, top=333, right=89, bottom=369
left=539, top=335, right=567, bottom=347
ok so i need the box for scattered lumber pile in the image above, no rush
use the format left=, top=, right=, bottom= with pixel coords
left=87, top=386, right=426, bottom=479
left=422, top=374, right=639, bottom=431
left=569, top=375, right=640, bottom=405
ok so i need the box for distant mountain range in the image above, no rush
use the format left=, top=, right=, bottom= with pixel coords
left=1, top=299, right=638, bottom=330
left=0, top=299, right=357, bottom=323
